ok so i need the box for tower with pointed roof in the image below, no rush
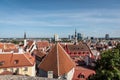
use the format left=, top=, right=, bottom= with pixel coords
left=38, top=43, right=75, bottom=80
left=24, top=32, right=27, bottom=47
left=74, top=29, right=78, bottom=45
left=24, top=32, right=26, bottom=39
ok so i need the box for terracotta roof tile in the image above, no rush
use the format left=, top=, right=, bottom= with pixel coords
left=72, top=67, right=95, bottom=80
left=33, top=49, right=46, bottom=58
left=0, top=43, right=17, bottom=52
left=67, top=44, right=90, bottom=52
left=38, top=43, right=75, bottom=76
left=0, top=43, right=4, bottom=49
left=26, top=40, right=34, bottom=49
left=61, top=42, right=93, bottom=57
left=0, top=53, right=35, bottom=68
left=36, top=41, right=49, bottom=49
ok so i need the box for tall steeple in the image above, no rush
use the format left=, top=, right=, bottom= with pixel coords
left=24, top=32, right=27, bottom=47
left=24, top=32, right=26, bottom=39
left=74, top=29, right=78, bottom=45
left=75, top=29, right=77, bottom=38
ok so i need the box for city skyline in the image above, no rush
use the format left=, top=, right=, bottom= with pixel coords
left=0, top=0, right=120, bottom=38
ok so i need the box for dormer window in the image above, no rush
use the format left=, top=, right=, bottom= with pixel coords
left=14, top=60, right=19, bottom=64
left=78, top=73, right=85, bottom=78
left=29, top=57, right=32, bottom=59
left=0, top=61, right=5, bottom=66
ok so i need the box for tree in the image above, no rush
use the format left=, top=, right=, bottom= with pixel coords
left=89, top=44, right=120, bottom=80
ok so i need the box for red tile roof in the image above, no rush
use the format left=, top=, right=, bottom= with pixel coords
left=61, top=42, right=93, bottom=57
left=0, top=53, right=35, bottom=68
left=36, top=41, right=49, bottom=49
left=0, top=43, right=17, bottom=52
left=0, top=43, right=4, bottom=49
left=26, top=40, right=34, bottom=49
left=33, top=49, right=46, bottom=58
left=38, top=43, right=75, bottom=76
left=72, top=67, right=95, bottom=80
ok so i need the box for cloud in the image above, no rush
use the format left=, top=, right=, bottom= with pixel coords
left=0, top=8, right=120, bottom=28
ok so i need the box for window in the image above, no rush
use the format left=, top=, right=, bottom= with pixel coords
left=29, top=57, right=32, bottom=59
left=78, top=73, right=85, bottom=78
left=24, top=67, right=28, bottom=71
left=0, top=61, right=5, bottom=66
left=74, top=52, right=77, bottom=54
left=83, top=52, right=85, bottom=54
left=14, top=68, right=19, bottom=74
left=11, top=68, right=13, bottom=72
left=3, top=68, right=7, bottom=71
left=78, top=52, right=81, bottom=54
left=14, top=60, right=19, bottom=64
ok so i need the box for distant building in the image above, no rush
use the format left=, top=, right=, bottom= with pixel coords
left=71, top=35, right=74, bottom=40
left=68, top=35, right=71, bottom=40
left=24, top=32, right=27, bottom=47
left=105, top=34, right=109, bottom=40
left=74, top=29, right=78, bottom=45
left=77, top=33, right=84, bottom=40
left=54, top=34, right=59, bottom=42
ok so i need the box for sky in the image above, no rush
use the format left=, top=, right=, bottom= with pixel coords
left=0, top=0, right=120, bottom=38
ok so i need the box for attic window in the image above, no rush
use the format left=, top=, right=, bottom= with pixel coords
left=83, top=52, right=85, bottom=54
left=14, top=60, right=19, bottom=64
left=0, top=61, right=5, bottom=66
left=74, top=52, right=77, bottom=54
left=29, top=57, right=32, bottom=59
left=78, top=52, right=81, bottom=54
left=78, top=73, right=85, bottom=78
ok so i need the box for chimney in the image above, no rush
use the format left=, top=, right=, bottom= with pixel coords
left=48, top=71, right=53, bottom=78
left=0, top=49, right=2, bottom=53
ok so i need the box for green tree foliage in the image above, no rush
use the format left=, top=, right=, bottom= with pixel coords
left=89, top=44, right=120, bottom=80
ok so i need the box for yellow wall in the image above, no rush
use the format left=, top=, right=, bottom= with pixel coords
left=0, top=65, right=35, bottom=76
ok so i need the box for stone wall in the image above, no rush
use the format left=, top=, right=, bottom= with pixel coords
left=0, top=75, right=61, bottom=80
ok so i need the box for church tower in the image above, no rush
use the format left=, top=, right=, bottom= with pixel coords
left=24, top=32, right=27, bottom=47
left=24, top=32, right=26, bottom=39
left=74, top=29, right=78, bottom=45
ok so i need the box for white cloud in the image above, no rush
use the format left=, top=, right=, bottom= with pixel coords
left=0, top=8, right=120, bottom=28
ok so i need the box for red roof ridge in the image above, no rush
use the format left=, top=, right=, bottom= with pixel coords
left=0, top=53, right=35, bottom=68
left=39, top=43, right=75, bottom=76
left=57, top=43, right=60, bottom=76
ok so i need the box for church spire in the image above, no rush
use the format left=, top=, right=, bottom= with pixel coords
left=74, top=29, right=78, bottom=45
left=24, top=32, right=27, bottom=47
left=75, top=29, right=77, bottom=38
left=24, top=32, right=26, bottom=39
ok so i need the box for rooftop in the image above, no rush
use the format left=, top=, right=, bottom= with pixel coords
left=0, top=53, right=35, bottom=68
left=39, top=43, right=75, bottom=76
